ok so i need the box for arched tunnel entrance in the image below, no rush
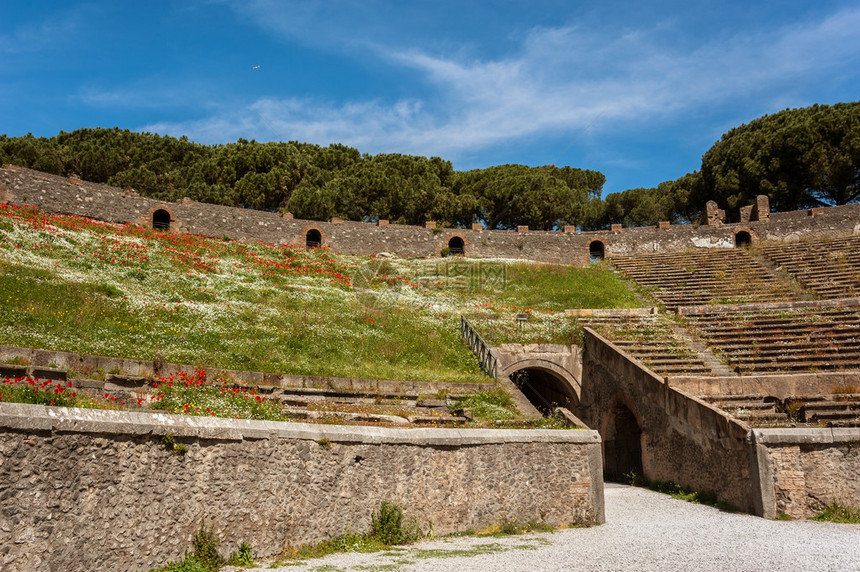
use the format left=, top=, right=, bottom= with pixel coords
left=603, top=399, right=643, bottom=480
left=509, top=367, right=579, bottom=415
left=152, top=209, right=171, bottom=231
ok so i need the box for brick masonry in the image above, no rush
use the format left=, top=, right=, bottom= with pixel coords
left=751, top=429, right=860, bottom=518
left=0, top=403, right=604, bottom=571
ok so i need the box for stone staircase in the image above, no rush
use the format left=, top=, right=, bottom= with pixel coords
left=759, top=236, right=860, bottom=299
left=610, top=248, right=798, bottom=310
left=576, top=314, right=717, bottom=377
left=703, top=394, right=792, bottom=427
left=794, top=395, right=860, bottom=427
left=0, top=364, right=471, bottom=427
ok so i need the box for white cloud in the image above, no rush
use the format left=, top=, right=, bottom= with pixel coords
left=141, top=5, right=860, bottom=161
left=0, top=9, right=83, bottom=55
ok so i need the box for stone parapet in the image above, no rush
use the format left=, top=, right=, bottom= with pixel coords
left=0, top=403, right=604, bottom=571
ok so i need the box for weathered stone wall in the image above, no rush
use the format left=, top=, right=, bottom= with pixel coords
left=0, top=403, right=603, bottom=571
left=0, top=344, right=495, bottom=395
left=578, top=329, right=754, bottom=511
left=669, top=371, right=860, bottom=399
left=3, top=165, right=859, bottom=266
left=494, top=343, right=583, bottom=413
left=751, top=428, right=860, bottom=518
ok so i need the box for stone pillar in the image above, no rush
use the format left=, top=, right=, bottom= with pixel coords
left=704, top=201, right=725, bottom=226
left=753, top=195, right=770, bottom=221
left=739, top=205, right=753, bottom=223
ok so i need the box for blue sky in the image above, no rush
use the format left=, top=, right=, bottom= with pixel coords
left=2, top=1, right=859, bottom=195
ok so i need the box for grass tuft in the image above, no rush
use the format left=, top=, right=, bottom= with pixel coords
left=811, top=503, right=860, bottom=523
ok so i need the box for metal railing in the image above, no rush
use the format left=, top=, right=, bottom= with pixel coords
left=460, top=315, right=498, bottom=379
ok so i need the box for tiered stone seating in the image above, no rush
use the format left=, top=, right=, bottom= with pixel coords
left=686, top=306, right=860, bottom=374
left=703, top=394, right=791, bottom=426
left=577, top=315, right=714, bottom=377
left=796, top=395, right=860, bottom=427
left=0, top=366, right=468, bottom=427
left=759, top=236, right=860, bottom=299
left=276, top=386, right=466, bottom=425
left=610, top=249, right=798, bottom=310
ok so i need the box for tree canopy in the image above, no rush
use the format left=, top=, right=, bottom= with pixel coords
left=0, top=128, right=603, bottom=230
left=601, top=102, right=859, bottom=226
left=2, top=102, right=857, bottom=230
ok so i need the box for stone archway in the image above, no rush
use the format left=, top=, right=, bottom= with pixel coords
left=306, top=228, right=322, bottom=248
left=734, top=230, right=752, bottom=248
left=447, top=236, right=465, bottom=256
left=588, top=240, right=605, bottom=263
left=602, top=394, right=643, bottom=480
left=152, top=209, right=171, bottom=231
left=501, top=358, right=581, bottom=415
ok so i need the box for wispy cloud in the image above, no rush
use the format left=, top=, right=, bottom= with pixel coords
left=0, top=8, right=84, bottom=55
left=141, top=4, right=860, bottom=161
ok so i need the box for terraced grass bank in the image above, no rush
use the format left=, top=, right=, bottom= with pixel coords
left=0, top=203, right=640, bottom=384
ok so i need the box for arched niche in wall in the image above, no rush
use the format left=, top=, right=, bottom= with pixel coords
left=588, top=240, right=605, bottom=263
left=602, top=396, right=643, bottom=480
left=306, top=228, right=323, bottom=248
left=152, top=209, right=172, bottom=231
left=447, top=236, right=465, bottom=256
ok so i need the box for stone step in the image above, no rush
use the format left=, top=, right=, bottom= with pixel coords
left=717, top=401, right=775, bottom=411
left=732, top=410, right=789, bottom=422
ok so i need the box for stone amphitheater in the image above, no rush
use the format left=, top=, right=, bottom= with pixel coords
left=0, top=164, right=858, bottom=570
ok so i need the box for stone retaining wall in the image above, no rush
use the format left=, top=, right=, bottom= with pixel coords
left=669, top=371, right=860, bottom=399
left=0, top=344, right=495, bottom=395
left=578, top=328, right=755, bottom=512
left=3, top=165, right=859, bottom=266
left=751, top=428, right=860, bottom=518
left=0, top=403, right=603, bottom=571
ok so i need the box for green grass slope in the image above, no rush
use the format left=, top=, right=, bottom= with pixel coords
left=0, top=204, right=641, bottom=382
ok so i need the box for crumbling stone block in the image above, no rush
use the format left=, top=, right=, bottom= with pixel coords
left=753, top=195, right=770, bottom=221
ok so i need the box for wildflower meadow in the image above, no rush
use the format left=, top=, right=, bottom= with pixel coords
left=0, top=204, right=640, bottom=383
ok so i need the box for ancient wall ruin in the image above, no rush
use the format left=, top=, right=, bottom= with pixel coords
left=0, top=402, right=603, bottom=571
left=751, top=428, right=860, bottom=519
left=578, top=328, right=755, bottom=511
left=2, top=165, right=859, bottom=266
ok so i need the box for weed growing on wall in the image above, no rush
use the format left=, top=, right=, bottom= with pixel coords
left=812, top=503, right=860, bottom=523
left=280, top=500, right=424, bottom=562
left=149, top=520, right=255, bottom=572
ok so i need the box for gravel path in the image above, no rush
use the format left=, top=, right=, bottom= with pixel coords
left=242, top=484, right=860, bottom=571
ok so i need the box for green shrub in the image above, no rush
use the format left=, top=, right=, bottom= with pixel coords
left=371, top=500, right=422, bottom=545
left=372, top=500, right=404, bottom=544
left=190, top=521, right=223, bottom=571
left=227, top=541, right=254, bottom=566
